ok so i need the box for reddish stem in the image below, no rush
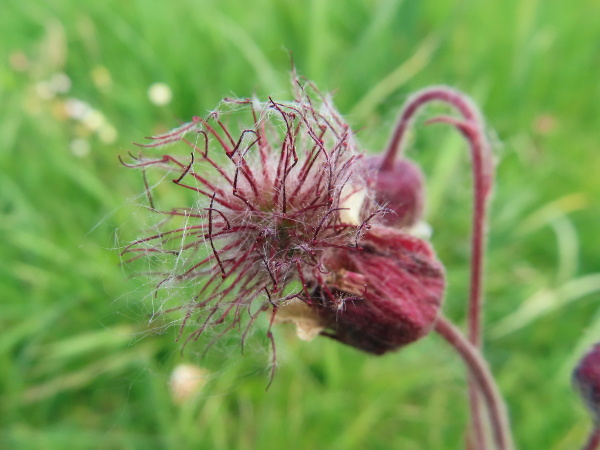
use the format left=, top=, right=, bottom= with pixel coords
left=583, top=427, right=600, bottom=450
left=435, top=316, right=514, bottom=450
left=382, top=86, right=493, bottom=446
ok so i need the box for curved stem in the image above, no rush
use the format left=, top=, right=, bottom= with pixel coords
left=381, top=87, right=477, bottom=170
left=382, top=87, right=494, bottom=445
left=435, top=316, right=514, bottom=450
left=583, top=427, right=600, bottom=450
left=381, top=86, right=492, bottom=344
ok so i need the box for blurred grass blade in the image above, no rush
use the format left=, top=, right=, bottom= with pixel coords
left=32, top=325, right=136, bottom=375
left=207, top=10, right=283, bottom=94
left=516, top=193, right=588, bottom=235
left=349, top=35, right=438, bottom=121
left=551, top=215, right=579, bottom=284
left=491, top=274, right=600, bottom=338
left=23, top=344, right=153, bottom=403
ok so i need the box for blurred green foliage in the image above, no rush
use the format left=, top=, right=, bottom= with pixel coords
left=1, top=0, right=599, bottom=448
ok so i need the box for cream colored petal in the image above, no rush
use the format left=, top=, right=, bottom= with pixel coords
left=273, top=299, right=325, bottom=341
left=339, top=184, right=366, bottom=225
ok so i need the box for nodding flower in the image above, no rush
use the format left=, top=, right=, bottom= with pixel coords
left=122, top=78, right=445, bottom=355
left=307, top=224, right=444, bottom=354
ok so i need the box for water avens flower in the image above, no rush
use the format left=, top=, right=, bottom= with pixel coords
left=122, top=81, right=445, bottom=355
left=124, top=86, right=367, bottom=340
left=310, top=224, right=445, bottom=354
left=123, top=79, right=518, bottom=449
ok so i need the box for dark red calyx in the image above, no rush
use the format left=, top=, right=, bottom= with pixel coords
left=313, top=225, right=445, bottom=354
left=364, top=156, right=425, bottom=228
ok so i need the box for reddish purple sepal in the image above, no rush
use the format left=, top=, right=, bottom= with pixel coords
left=364, top=156, right=425, bottom=228
left=313, top=225, right=445, bottom=354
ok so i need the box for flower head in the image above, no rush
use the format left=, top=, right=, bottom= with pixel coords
left=123, top=80, right=445, bottom=355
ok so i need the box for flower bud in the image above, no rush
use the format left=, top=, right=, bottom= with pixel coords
left=574, top=343, right=600, bottom=424
left=364, top=156, right=425, bottom=228
left=312, top=225, right=445, bottom=354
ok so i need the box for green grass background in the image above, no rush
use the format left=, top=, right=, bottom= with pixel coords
left=2, top=0, right=599, bottom=448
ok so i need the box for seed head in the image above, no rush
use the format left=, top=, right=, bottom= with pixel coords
left=123, top=80, right=445, bottom=355
left=124, top=82, right=380, bottom=341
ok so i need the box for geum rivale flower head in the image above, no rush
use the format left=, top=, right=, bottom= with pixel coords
left=122, top=82, right=445, bottom=356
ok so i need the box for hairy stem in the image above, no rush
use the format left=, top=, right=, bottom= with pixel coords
left=382, top=87, right=493, bottom=445
left=435, top=316, right=514, bottom=450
